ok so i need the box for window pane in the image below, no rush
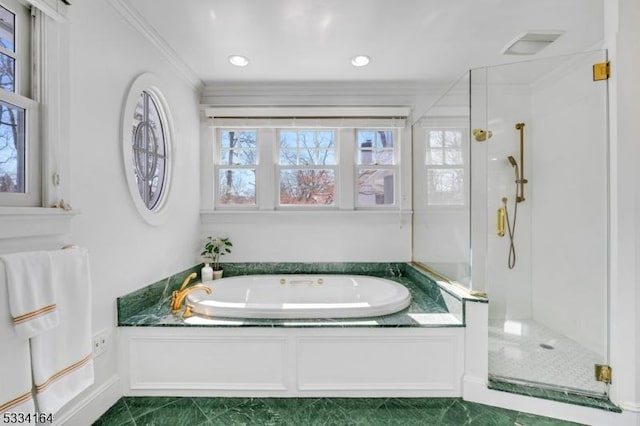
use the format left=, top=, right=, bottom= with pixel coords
left=0, top=53, right=14, bottom=92
left=358, top=144, right=374, bottom=165
left=357, top=130, right=394, bottom=165
left=429, top=130, right=443, bottom=147
left=279, top=131, right=297, bottom=149
left=218, top=168, right=256, bottom=205
left=427, top=168, right=465, bottom=206
left=220, top=130, right=257, bottom=165
left=132, top=92, right=167, bottom=210
left=445, top=148, right=463, bottom=165
left=426, top=150, right=443, bottom=165
left=444, top=130, right=462, bottom=147
left=0, top=6, right=15, bottom=52
left=280, top=149, right=297, bottom=165
left=279, top=130, right=336, bottom=166
left=376, top=130, right=393, bottom=149
left=0, top=100, right=25, bottom=193
left=280, top=169, right=335, bottom=205
left=358, top=169, right=394, bottom=206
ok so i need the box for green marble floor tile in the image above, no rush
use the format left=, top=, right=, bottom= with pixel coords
left=205, top=398, right=282, bottom=425
left=91, top=398, right=132, bottom=426
left=439, top=400, right=519, bottom=425
left=95, top=397, right=587, bottom=425
left=514, top=411, right=585, bottom=426
left=123, top=396, right=182, bottom=419
left=132, top=397, right=208, bottom=426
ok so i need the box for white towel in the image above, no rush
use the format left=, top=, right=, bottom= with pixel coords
left=0, top=262, right=36, bottom=423
left=30, top=248, right=94, bottom=414
left=1, top=251, right=59, bottom=338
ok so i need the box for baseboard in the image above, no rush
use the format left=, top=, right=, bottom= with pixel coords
left=619, top=402, right=640, bottom=413
left=53, top=375, right=121, bottom=426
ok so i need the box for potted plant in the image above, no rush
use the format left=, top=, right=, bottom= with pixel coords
left=201, top=236, right=233, bottom=279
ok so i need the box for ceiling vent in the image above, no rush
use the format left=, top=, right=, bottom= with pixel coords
left=501, top=31, right=564, bottom=55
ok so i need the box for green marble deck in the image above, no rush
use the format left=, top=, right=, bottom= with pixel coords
left=488, top=378, right=621, bottom=413
left=94, top=397, right=584, bottom=425
left=116, top=263, right=467, bottom=328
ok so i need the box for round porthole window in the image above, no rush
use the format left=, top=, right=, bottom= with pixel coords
left=122, top=73, right=174, bottom=225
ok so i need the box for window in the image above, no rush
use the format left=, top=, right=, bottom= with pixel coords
left=425, top=129, right=465, bottom=206
left=278, top=130, right=336, bottom=206
left=205, top=112, right=408, bottom=213
left=122, top=73, right=173, bottom=225
left=132, top=91, right=167, bottom=210
left=0, top=0, right=38, bottom=206
left=356, top=130, right=396, bottom=206
left=216, top=129, right=257, bottom=205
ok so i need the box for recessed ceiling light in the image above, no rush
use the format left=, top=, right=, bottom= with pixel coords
left=351, top=55, right=370, bottom=67
left=228, top=55, right=249, bottom=67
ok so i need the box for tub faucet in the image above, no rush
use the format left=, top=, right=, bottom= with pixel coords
left=171, top=273, right=211, bottom=313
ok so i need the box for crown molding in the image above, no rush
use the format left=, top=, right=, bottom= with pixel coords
left=108, top=0, right=204, bottom=92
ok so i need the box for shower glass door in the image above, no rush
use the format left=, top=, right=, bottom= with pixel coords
left=472, top=50, right=609, bottom=396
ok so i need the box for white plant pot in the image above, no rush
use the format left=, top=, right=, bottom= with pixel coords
left=213, top=270, right=224, bottom=280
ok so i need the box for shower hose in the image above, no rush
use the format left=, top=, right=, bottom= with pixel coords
left=503, top=197, right=517, bottom=269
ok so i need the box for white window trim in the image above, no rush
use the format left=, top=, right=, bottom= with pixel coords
left=202, top=108, right=412, bottom=218
left=214, top=128, right=259, bottom=210
left=0, top=2, right=74, bottom=240
left=276, top=128, right=339, bottom=209
left=121, top=72, right=174, bottom=226
left=419, top=117, right=470, bottom=209
left=354, top=129, right=400, bottom=210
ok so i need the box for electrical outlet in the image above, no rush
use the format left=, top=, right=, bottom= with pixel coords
left=92, top=329, right=109, bottom=357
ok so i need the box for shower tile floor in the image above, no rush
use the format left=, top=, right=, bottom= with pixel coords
left=94, top=396, right=582, bottom=425
left=489, top=319, right=606, bottom=395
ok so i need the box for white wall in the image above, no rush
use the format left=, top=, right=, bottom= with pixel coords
left=56, top=0, right=200, bottom=421
left=529, top=52, right=608, bottom=356
left=200, top=86, right=417, bottom=263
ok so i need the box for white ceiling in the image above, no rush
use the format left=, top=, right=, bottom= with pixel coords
left=127, top=0, right=603, bottom=87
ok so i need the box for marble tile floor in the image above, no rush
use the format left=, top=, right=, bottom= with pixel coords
left=93, top=397, right=584, bottom=425
left=488, top=319, right=606, bottom=396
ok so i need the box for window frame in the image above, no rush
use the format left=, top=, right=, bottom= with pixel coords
left=0, top=0, right=39, bottom=207
left=276, top=128, right=338, bottom=209
left=354, top=128, right=399, bottom=209
left=214, top=128, right=259, bottom=209
left=424, top=127, right=468, bottom=207
left=122, top=73, right=174, bottom=226
left=205, top=113, right=409, bottom=213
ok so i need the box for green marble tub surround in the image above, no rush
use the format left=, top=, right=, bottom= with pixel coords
left=488, top=377, right=622, bottom=413
left=116, top=265, right=201, bottom=322
left=220, top=261, right=405, bottom=278
left=94, top=396, right=583, bottom=426
left=116, top=262, right=465, bottom=328
left=118, top=274, right=460, bottom=328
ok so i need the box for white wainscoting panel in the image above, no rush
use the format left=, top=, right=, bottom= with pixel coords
left=129, top=336, right=289, bottom=391
left=297, top=335, right=462, bottom=393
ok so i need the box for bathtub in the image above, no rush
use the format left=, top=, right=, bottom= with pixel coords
left=185, top=275, right=412, bottom=319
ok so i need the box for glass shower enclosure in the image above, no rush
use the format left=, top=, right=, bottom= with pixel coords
left=414, top=50, right=609, bottom=397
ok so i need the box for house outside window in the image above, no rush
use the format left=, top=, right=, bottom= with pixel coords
left=356, top=129, right=396, bottom=207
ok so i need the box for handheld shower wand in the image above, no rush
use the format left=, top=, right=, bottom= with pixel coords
left=501, top=123, right=527, bottom=269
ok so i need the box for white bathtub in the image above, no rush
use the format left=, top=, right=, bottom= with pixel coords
left=185, top=275, right=412, bottom=319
